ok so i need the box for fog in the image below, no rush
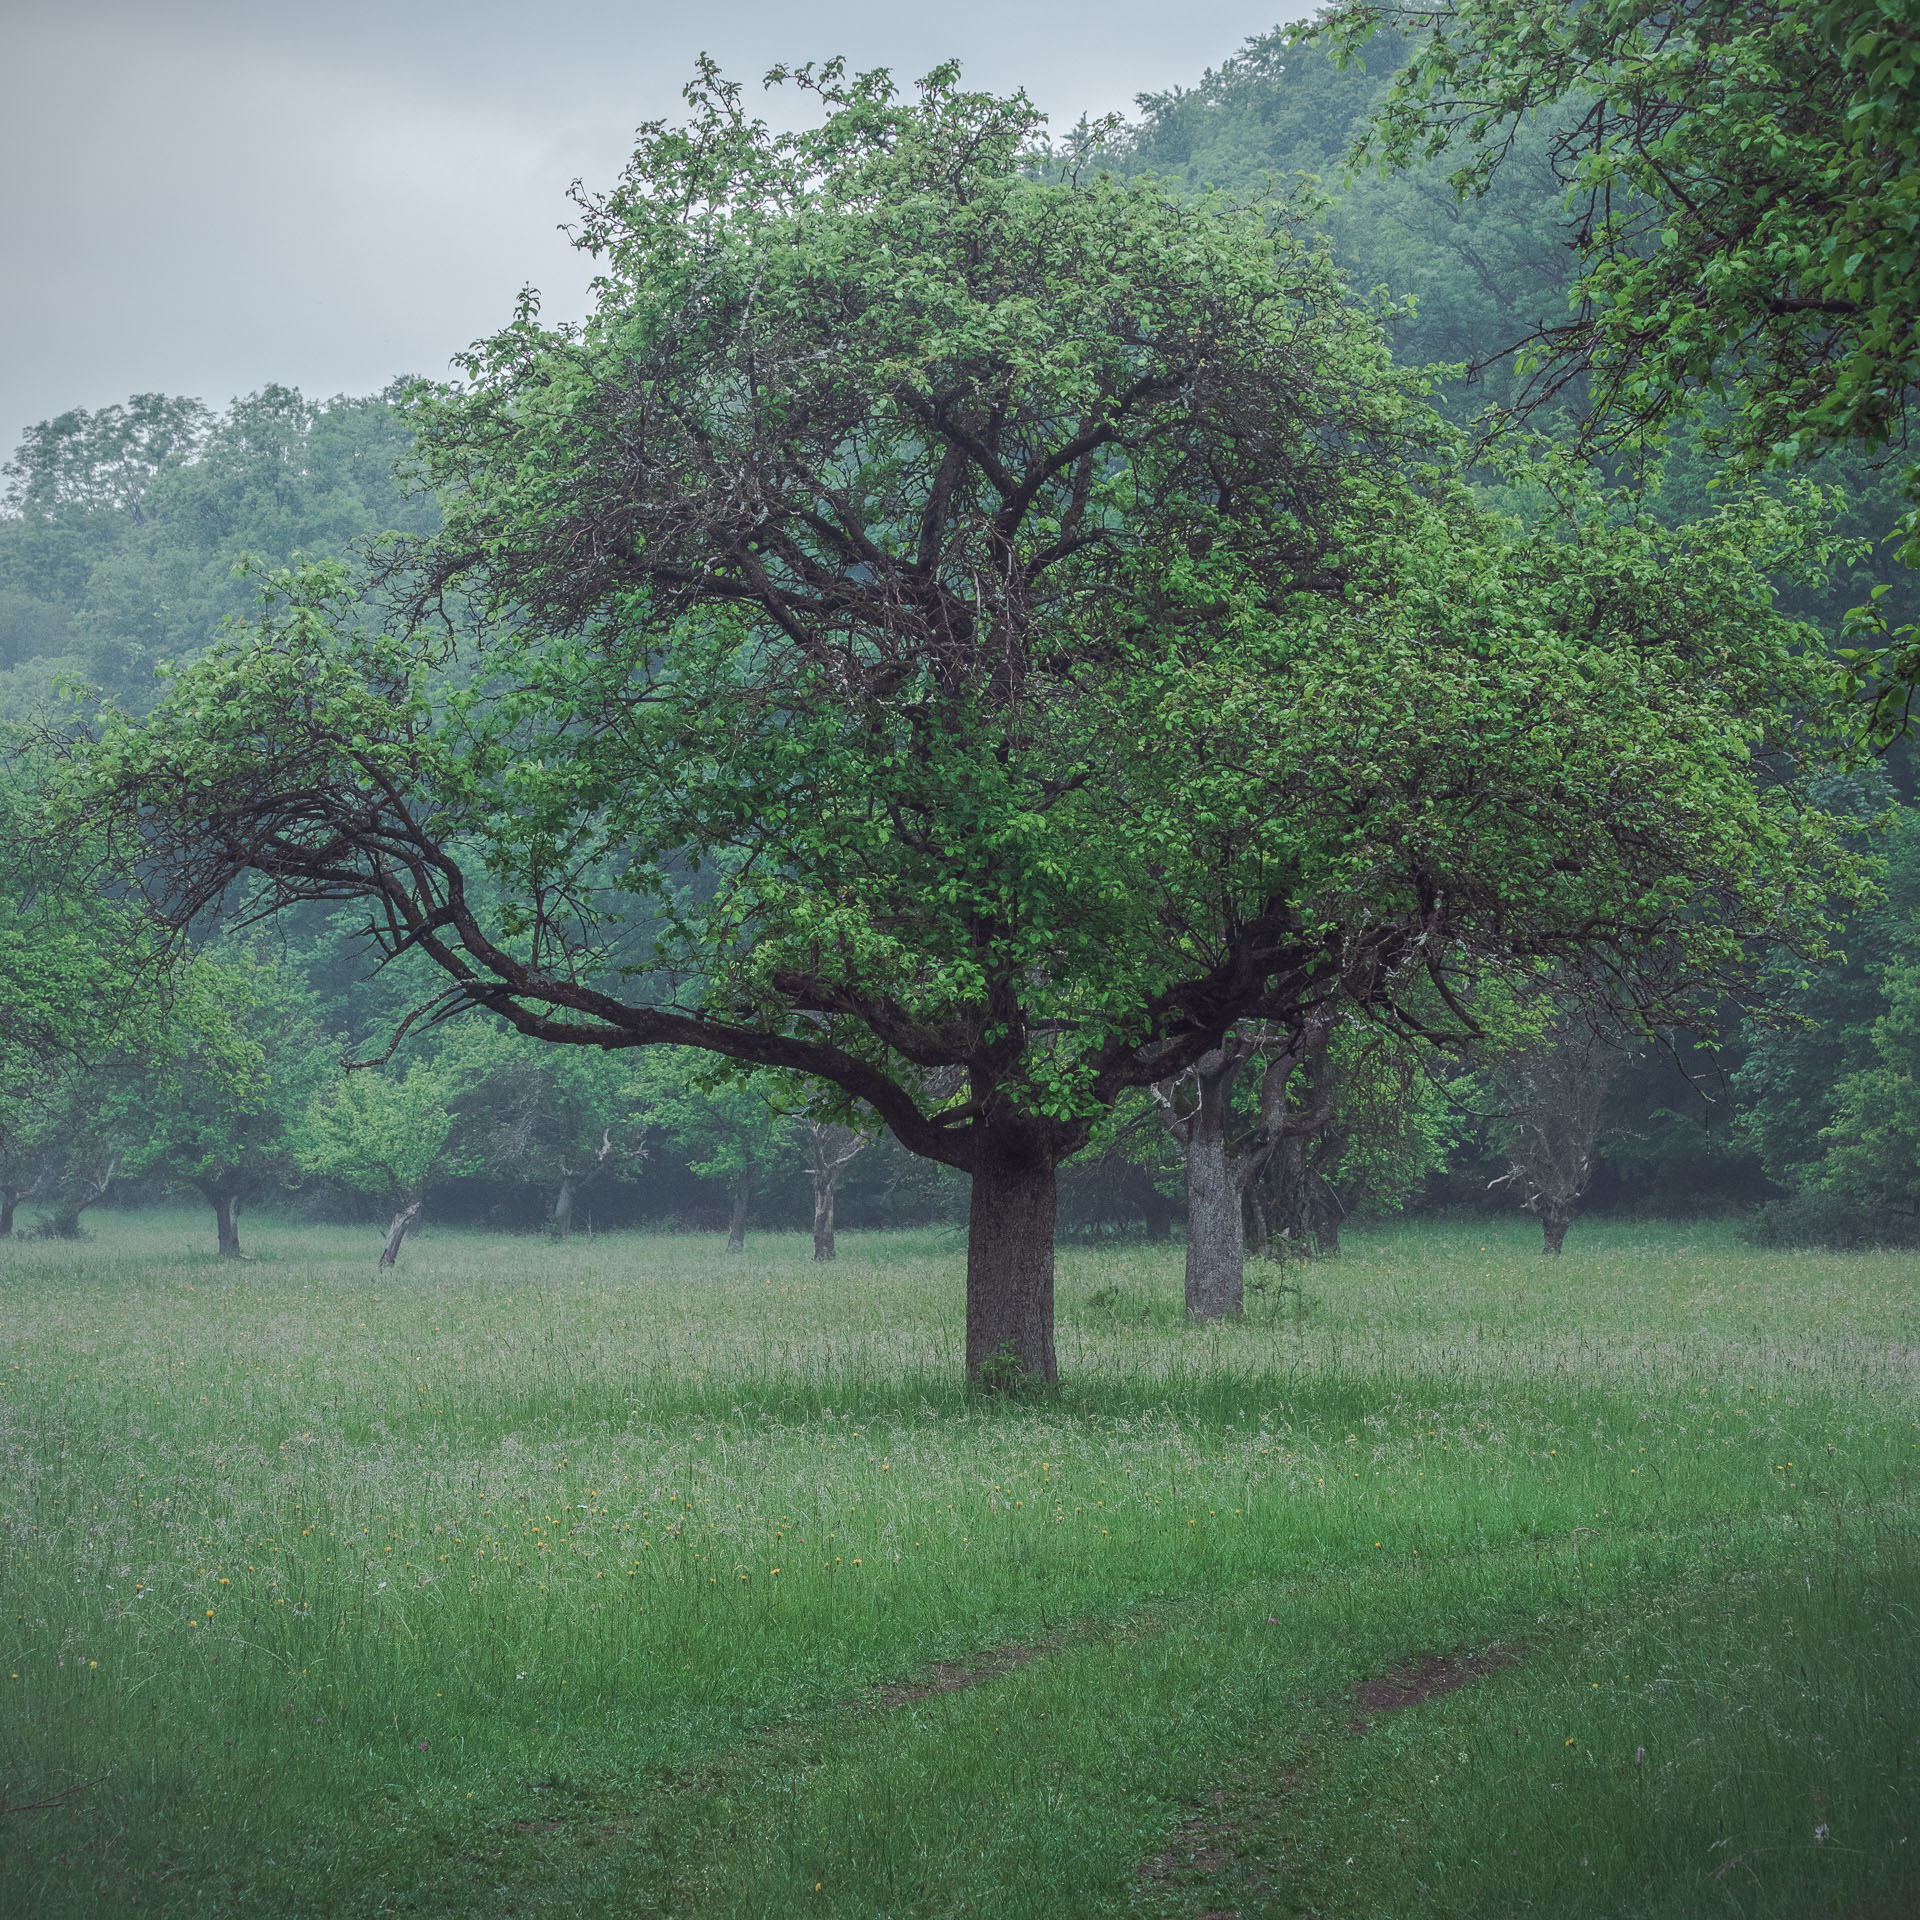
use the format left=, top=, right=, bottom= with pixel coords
left=1, top=0, right=1296, bottom=444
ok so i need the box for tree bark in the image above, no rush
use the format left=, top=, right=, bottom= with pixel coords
left=551, top=1174, right=576, bottom=1241
left=812, top=1173, right=840, bottom=1262
left=212, top=1190, right=243, bottom=1259
left=378, top=1194, right=423, bottom=1270
left=1182, top=1094, right=1246, bottom=1320
left=1541, top=1206, right=1572, bottom=1256
left=965, top=1138, right=1058, bottom=1384
left=725, top=1159, right=756, bottom=1253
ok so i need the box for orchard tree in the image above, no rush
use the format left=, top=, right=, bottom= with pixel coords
left=447, top=1030, right=647, bottom=1237
left=634, top=1053, right=791, bottom=1252
left=120, top=955, right=331, bottom=1258
left=83, top=64, right=1856, bottom=1381
left=297, top=1058, right=457, bottom=1268
left=1490, top=1016, right=1630, bottom=1254
left=1153, top=1014, right=1338, bottom=1318
left=799, top=1119, right=871, bottom=1261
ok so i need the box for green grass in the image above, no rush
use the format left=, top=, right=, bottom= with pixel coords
left=2, top=1212, right=1914, bottom=1917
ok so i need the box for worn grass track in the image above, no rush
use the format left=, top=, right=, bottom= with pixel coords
left=1, top=1213, right=1914, bottom=1916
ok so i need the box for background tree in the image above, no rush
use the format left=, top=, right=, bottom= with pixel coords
left=1248, top=1017, right=1454, bottom=1258
left=118, top=954, right=331, bottom=1257
left=1153, top=1012, right=1338, bottom=1319
left=82, top=65, right=1858, bottom=1380
left=633, top=1055, right=791, bottom=1254
left=446, top=1032, right=647, bottom=1238
left=1491, top=1016, right=1630, bottom=1253
left=0, top=385, right=435, bottom=717
left=799, top=1119, right=870, bottom=1262
left=296, top=1058, right=457, bottom=1269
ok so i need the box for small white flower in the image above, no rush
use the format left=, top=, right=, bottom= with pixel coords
left=1814, top=1824, right=1829, bottom=1843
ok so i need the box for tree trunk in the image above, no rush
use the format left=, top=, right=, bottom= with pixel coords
left=965, top=1141, right=1058, bottom=1384
left=0, top=1194, right=13, bottom=1238
left=551, top=1174, right=575, bottom=1240
left=725, top=1160, right=756, bottom=1253
left=212, top=1190, right=243, bottom=1260
left=42, top=1157, right=117, bottom=1238
left=1183, top=1101, right=1245, bottom=1320
left=378, top=1194, right=423, bottom=1270
left=812, top=1170, right=840, bottom=1262
left=1541, top=1206, right=1573, bottom=1255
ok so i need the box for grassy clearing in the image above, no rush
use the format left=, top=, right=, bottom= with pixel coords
left=2, top=1213, right=1914, bottom=1916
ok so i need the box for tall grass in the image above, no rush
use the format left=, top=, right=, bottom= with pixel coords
left=2, top=1213, right=1913, bottom=1916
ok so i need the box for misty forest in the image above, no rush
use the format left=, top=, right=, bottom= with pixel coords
left=4, top=5, right=1918, bottom=1915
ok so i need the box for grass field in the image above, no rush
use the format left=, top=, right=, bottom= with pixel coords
left=2, top=1211, right=1915, bottom=1918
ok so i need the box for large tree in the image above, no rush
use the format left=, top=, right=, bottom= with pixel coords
left=81, top=63, right=1853, bottom=1380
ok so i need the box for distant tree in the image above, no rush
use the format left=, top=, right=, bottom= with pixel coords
left=799, top=1119, right=870, bottom=1262
left=297, top=1058, right=457, bottom=1268
left=81, top=63, right=1859, bottom=1383
left=1153, top=1013, right=1338, bottom=1319
left=0, top=735, right=176, bottom=1236
left=0, top=386, right=434, bottom=711
left=120, top=956, right=331, bottom=1258
left=1250, top=1018, right=1453, bottom=1258
left=1491, top=1018, right=1629, bottom=1253
left=449, top=1034, right=647, bottom=1237
left=635, top=1056, right=790, bottom=1252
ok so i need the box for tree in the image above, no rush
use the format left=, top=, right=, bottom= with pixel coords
left=799, top=1119, right=870, bottom=1261
left=1491, top=1017, right=1630, bottom=1253
left=81, top=63, right=1856, bottom=1383
left=1318, top=0, right=1920, bottom=740
left=448, top=1032, right=646, bottom=1237
left=633, top=1055, right=791, bottom=1252
left=296, top=1058, right=457, bottom=1268
left=1817, top=954, right=1920, bottom=1213
left=1153, top=1013, right=1338, bottom=1318
left=0, top=386, right=436, bottom=713
left=120, top=955, right=331, bottom=1257
left=1248, top=1016, right=1454, bottom=1258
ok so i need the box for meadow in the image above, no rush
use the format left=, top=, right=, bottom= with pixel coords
left=1, top=1212, right=1914, bottom=1918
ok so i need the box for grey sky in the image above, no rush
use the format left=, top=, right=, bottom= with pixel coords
left=2, top=0, right=1298, bottom=451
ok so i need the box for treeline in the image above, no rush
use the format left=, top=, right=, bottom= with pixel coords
left=2, top=31, right=1918, bottom=1267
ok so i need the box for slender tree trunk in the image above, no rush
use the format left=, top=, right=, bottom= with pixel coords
left=1183, top=1101, right=1245, bottom=1321
left=378, top=1194, right=424, bottom=1270
left=551, top=1174, right=575, bottom=1240
left=801, top=1121, right=867, bottom=1263
left=725, top=1160, right=756, bottom=1253
left=1541, top=1206, right=1573, bottom=1256
left=965, top=1139, right=1058, bottom=1384
left=0, top=1194, right=14, bottom=1238
left=812, top=1170, right=841, bottom=1262
left=212, top=1190, right=243, bottom=1259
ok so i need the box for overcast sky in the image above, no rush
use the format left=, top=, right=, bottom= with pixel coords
left=1, top=0, right=1300, bottom=451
